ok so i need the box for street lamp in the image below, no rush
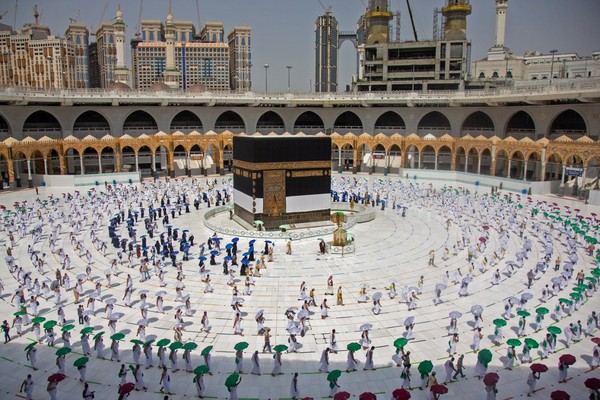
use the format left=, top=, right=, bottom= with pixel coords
left=549, top=49, right=558, bottom=85
left=264, top=64, right=269, bottom=93
left=286, top=65, right=293, bottom=92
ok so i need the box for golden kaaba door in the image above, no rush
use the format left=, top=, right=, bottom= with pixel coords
left=263, top=170, right=286, bottom=216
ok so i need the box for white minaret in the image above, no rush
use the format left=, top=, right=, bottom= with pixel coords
left=494, top=0, right=508, bottom=48
left=163, top=0, right=180, bottom=88
left=113, top=2, right=130, bottom=85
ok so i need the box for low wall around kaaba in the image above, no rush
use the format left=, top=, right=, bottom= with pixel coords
left=232, top=136, right=332, bottom=230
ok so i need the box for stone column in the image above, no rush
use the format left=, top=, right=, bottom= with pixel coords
left=27, top=158, right=33, bottom=188
left=135, top=153, right=139, bottom=172
left=434, top=152, right=438, bottom=170
left=418, top=152, right=422, bottom=169
left=477, top=155, right=482, bottom=175
left=43, top=158, right=48, bottom=175
left=59, top=155, right=66, bottom=175
left=464, top=155, right=468, bottom=172
left=338, top=147, right=342, bottom=172
left=522, top=159, right=528, bottom=181
left=98, top=152, right=102, bottom=174
left=506, top=159, right=512, bottom=178
left=353, top=147, right=359, bottom=174
left=80, top=155, right=85, bottom=175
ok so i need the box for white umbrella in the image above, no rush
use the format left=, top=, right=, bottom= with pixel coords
left=470, top=305, right=484, bottom=315
left=287, top=326, right=302, bottom=335
left=403, top=316, right=414, bottom=326
left=232, top=297, right=245, bottom=304
left=389, top=278, right=398, bottom=284
left=285, top=307, right=298, bottom=316
left=297, top=309, right=309, bottom=319
left=109, top=312, right=124, bottom=320
left=176, top=281, right=185, bottom=289
left=138, top=290, right=149, bottom=295
left=77, top=274, right=87, bottom=281
left=175, top=304, right=187, bottom=311
left=137, top=319, right=148, bottom=326
left=407, top=286, right=420, bottom=293
left=103, top=269, right=112, bottom=275
left=449, top=311, right=462, bottom=319
left=359, top=323, right=373, bottom=331
left=182, top=294, right=190, bottom=302
left=360, top=282, right=369, bottom=289
left=255, top=310, right=264, bottom=320
left=551, top=277, right=562, bottom=284
left=435, top=283, right=447, bottom=291
left=372, top=292, right=383, bottom=301
left=155, top=291, right=167, bottom=297
left=87, top=291, right=99, bottom=299
left=521, top=292, right=533, bottom=301
left=508, top=296, right=520, bottom=304
left=140, top=303, right=151, bottom=310
left=104, top=298, right=117, bottom=305
left=82, top=309, right=94, bottom=316
left=462, top=276, right=473, bottom=284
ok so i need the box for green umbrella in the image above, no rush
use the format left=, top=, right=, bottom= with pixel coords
left=570, top=292, right=582, bottom=301
left=24, top=342, right=37, bottom=351
left=61, top=324, right=75, bottom=332
left=32, top=317, right=46, bottom=324
left=56, top=347, right=72, bottom=356
left=517, top=310, right=531, bottom=318
left=493, top=318, right=507, bottom=327
left=547, top=326, right=562, bottom=335
left=225, top=373, right=241, bottom=388
left=536, top=307, right=549, bottom=315
left=234, top=342, right=249, bottom=351
left=585, top=277, right=597, bottom=283
left=477, top=349, right=493, bottom=366
left=273, top=344, right=288, bottom=353
left=201, top=345, right=213, bottom=356
left=327, top=370, right=342, bottom=382
left=591, top=268, right=600, bottom=277
left=144, top=340, right=155, bottom=347
left=93, top=331, right=105, bottom=340
left=110, top=333, right=125, bottom=341
left=393, top=338, right=408, bottom=348
left=558, top=298, right=572, bottom=306
left=13, top=311, right=27, bottom=317
left=80, top=327, right=94, bottom=335
left=183, top=342, right=198, bottom=351
left=130, top=339, right=144, bottom=345
left=193, top=365, right=209, bottom=375
left=347, top=342, right=361, bottom=352
left=506, top=339, right=522, bottom=347
left=157, top=339, right=171, bottom=347
left=169, top=341, right=183, bottom=350
left=43, top=320, right=57, bottom=330
left=572, top=286, right=586, bottom=293
left=73, top=357, right=89, bottom=367
left=418, top=360, right=434, bottom=375
left=524, top=338, right=539, bottom=349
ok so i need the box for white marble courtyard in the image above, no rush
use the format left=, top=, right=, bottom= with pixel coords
left=0, top=174, right=598, bottom=400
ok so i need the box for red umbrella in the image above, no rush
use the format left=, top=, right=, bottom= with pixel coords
left=431, top=384, right=449, bottom=395
left=47, top=373, right=66, bottom=383
left=585, top=378, right=600, bottom=390
left=479, top=237, right=487, bottom=243
left=530, top=363, right=548, bottom=373
left=301, top=398, right=314, bottom=400
left=118, top=382, right=135, bottom=395
left=559, top=354, right=576, bottom=366
left=392, top=388, right=411, bottom=400
left=359, top=393, right=377, bottom=400
left=550, top=390, right=570, bottom=400
left=334, top=392, right=351, bottom=400
left=483, top=372, right=499, bottom=386
left=591, top=337, right=600, bottom=345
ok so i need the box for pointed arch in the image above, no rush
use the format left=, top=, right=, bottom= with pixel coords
left=23, top=110, right=62, bottom=139
left=215, top=111, right=245, bottom=133
left=256, top=111, right=285, bottom=133
left=294, top=111, right=324, bottom=134
left=73, top=110, right=111, bottom=137
left=417, top=111, right=451, bottom=137
left=462, top=111, right=495, bottom=137
left=549, top=109, right=588, bottom=140
left=334, top=111, right=363, bottom=133
left=123, top=110, right=158, bottom=135
left=506, top=111, right=535, bottom=139
left=170, top=110, right=203, bottom=133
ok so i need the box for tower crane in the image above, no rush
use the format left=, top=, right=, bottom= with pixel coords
left=134, top=0, right=143, bottom=39
left=91, top=0, right=109, bottom=37
left=317, top=0, right=332, bottom=14
left=68, top=9, right=80, bottom=24
left=0, top=11, right=8, bottom=20
left=406, top=0, right=418, bottom=41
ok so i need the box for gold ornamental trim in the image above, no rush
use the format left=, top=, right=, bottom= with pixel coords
left=291, top=170, right=326, bottom=178
left=233, top=160, right=331, bottom=171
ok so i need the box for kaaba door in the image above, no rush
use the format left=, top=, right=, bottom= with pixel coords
left=263, top=170, right=286, bottom=216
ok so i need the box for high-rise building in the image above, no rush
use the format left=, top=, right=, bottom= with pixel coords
left=88, top=42, right=100, bottom=88
left=228, top=26, right=252, bottom=91
left=315, top=12, right=339, bottom=92
left=65, top=23, right=90, bottom=88
left=94, top=23, right=117, bottom=88
left=131, top=16, right=233, bottom=91
left=0, top=16, right=76, bottom=89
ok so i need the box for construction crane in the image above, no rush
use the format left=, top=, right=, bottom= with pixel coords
left=0, top=11, right=7, bottom=20
left=317, top=0, right=332, bottom=14
left=33, top=4, right=42, bottom=25
left=195, top=0, right=201, bottom=31
left=405, top=0, right=418, bottom=41
left=91, top=0, right=109, bottom=37
left=134, top=0, right=143, bottom=39
left=68, top=9, right=80, bottom=24
left=13, top=0, right=18, bottom=30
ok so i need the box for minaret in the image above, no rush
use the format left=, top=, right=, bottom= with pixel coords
left=365, top=0, right=393, bottom=45
left=113, top=2, right=130, bottom=85
left=441, top=0, right=471, bottom=41
left=163, top=0, right=180, bottom=88
left=494, top=0, right=508, bottom=48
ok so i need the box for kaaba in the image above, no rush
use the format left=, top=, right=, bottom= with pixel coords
left=233, top=136, right=332, bottom=230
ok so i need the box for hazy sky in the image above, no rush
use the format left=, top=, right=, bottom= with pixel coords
left=5, top=0, right=600, bottom=91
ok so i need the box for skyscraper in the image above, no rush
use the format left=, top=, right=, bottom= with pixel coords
left=65, top=23, right=90, bottom=88
left=315, top=12, right=338, bottom=93
left=228, top=26, right=252, bottom=91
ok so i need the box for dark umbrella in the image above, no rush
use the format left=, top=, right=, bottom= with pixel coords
left=585, top=377, right=600, bottom=390
left=550, top=390, right=570, bottom=400
left=530, top=363, right=548, bottom=373
left=483, top=372, right=499, bottom=386
left=47, top=373, right=66, bottom=383
left=334, top=392, right=351, bottom=400
left=430, top=384, right=448, bottom=394
left=392, top=388, right=411, bottom=400
left=118, top=382, right=135, bottom=395
left=559, top=354, right=576, bottom=366
left=359, top=393, right=377, bottom=400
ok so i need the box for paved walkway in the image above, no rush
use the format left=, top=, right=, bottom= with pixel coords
left=0, top=174, right=598, bottom=400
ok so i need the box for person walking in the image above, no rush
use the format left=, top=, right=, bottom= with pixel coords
left=271, top=349, right=283, bottom=376
left=526, top=371, right=540, bottom=397
left=290, top=372, right=300, bottom=399
left=364, top=346, right=375, bottom=370
left=159, top=366, right=171, bottom=394
left=251, top=350, right=261, bottom=375
left=20, top=374, right=34, bottom=400
left=453, top=354, right=466, bottom=379
left=319, top=348, right=330, bottom=373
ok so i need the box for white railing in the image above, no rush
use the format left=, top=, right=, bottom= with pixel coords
left=0, top=78, right=599, bottom=106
